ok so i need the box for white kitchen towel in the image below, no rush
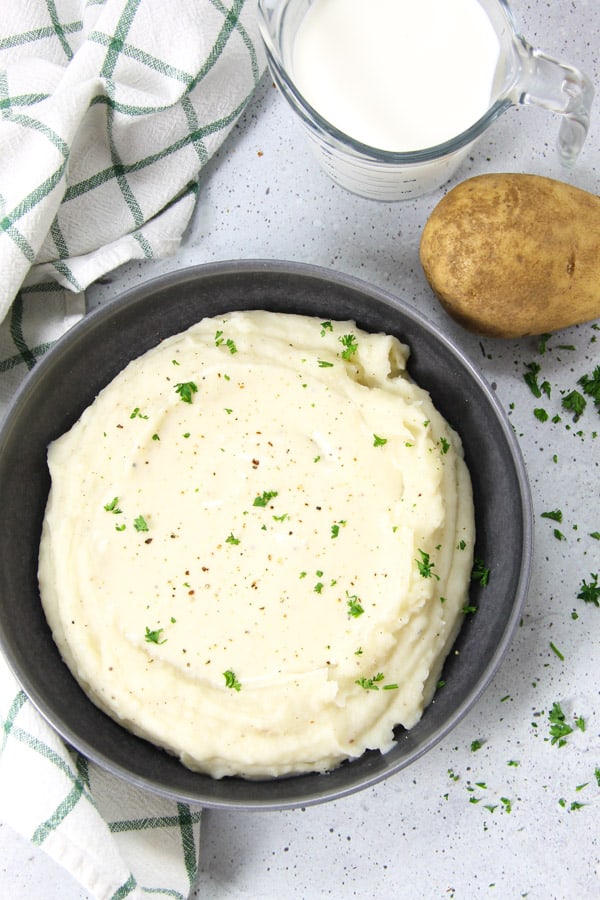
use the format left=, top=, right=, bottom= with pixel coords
left=0, top=655, right=203, bottom=899
left=0, top=1, right=266, bottom=896
left=0, top=0, right=265, bottom=324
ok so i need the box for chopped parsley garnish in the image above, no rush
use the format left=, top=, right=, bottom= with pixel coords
left=346, top=592, right=364, bottom=618
left=225, top=532, right=240, bottom=545
left=416, top=549, right=439, bottom=580
left=214, top=330, right=236, bottom=352
left=317, top=359, right=334, bottom=368
left=534, top=407, right=549, bottom=422
left=339, top=333, right=358, bottom=359
left=115, top=523, right=126, bottom=532
left=439, top=436, right=450, bottom=454
left=253, top=489, right=278, bottom=507
left=523, top=362, right=551, bottom=398
left=548, top=701, right=573, bottom=746
left=355, top=673, right=385, bottom=690
left=471, top=558, right=491, bottom=586
left=562, top=389, right=586, bottom=421
left=537, top=333, right=552, bottom=354
left=174, top=381, right=198, bottom=403
left=541, top=509, right=562, bottom=522
left=331, top=520, right=346, bottom=539
left=133, top=515, right=149, bottom=532
left=320, top=321, right=333, bottom=335
left=578, top=365, right=600, bottom=409
left=577, top=572, right=600, bottom=606
left=373, top=434, right=388, bottom=447
left=104, top=497, right=122, bottom=514
left=524, top=362, right=541, bottom=396
left=144, top=627, right=166, bottom=645
left=470, top=739, right=484, bottom=751
left=223, top=670, right=242, bottom=691
left=550, top=642, right=564, bottom=660
left=130, top=407, right=149, bottom=419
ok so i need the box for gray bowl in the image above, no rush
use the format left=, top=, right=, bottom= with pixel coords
left=0, top=260, right=532, bottom=809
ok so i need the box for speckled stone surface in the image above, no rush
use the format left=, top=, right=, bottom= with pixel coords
left=2, top=0, right=599, bottom=896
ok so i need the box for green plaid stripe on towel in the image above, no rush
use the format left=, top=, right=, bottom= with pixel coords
left=0, top=1, right=266, bottom=896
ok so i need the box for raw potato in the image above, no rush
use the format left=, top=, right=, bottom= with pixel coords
left=419, top=173, right=600, bottom=338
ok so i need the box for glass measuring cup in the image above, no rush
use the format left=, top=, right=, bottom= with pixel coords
left=257, top=0, right=594, bottom=200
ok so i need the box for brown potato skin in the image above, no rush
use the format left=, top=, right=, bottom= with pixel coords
left=419, top=173, right=600, bottom=338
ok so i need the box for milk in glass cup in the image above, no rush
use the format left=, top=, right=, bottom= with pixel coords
left=257, top=0, right=594, bottom=200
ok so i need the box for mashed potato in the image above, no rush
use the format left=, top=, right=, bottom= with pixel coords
left=38, top=311, right=474, bottom=779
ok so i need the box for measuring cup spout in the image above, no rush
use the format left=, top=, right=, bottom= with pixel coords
left=513, top=36, right=594, bottom=166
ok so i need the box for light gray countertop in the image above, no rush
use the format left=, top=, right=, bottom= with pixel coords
left=2, top=0, right=599, bottom=896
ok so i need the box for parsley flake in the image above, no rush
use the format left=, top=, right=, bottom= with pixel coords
left=104, top=497, right=122, bottom=514
left=355, top=673, right=385, bottom=691
left=253, top=489, right=278, bottom=507
left=144, top=627, right=166, bottom=645
left=577, top=572, right=600, bottom=606
left=548, top=701, right=573, bottom=747
left=320, top=321, right=333, bottom=336
left=331, top=520, right=346, bottom=539
left=578, top=365, right=600, bottom=409
left=225, top=532, right=240, bottom=545
left=130, top=407, right=149, bottom=420
left=471, top=558, right=491, bottom=586
left=541, top=509, right=563, bottom=523
left=562, top=389, right=586, bottom=421
left=223, top=670, right=242, bottom=691
left=346, top=592, right=364, bottom=618
left=174, top=381, right=198, bottom=403
left=133, top=515, right=149, bottom=532
left=373, top=434, right=388, bottom=447
left=523, top=361, right=550, bottom=398
left=416, top=549, right=440, bottom=580
left=339, top=333, right=359, bottom=359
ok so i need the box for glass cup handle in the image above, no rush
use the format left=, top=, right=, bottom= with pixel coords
left=514, top=37, right=595, bottom=166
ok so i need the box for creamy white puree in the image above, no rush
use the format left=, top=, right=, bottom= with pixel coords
left=38, top=311, right=474, bottom=779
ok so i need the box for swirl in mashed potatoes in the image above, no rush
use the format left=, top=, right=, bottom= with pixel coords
left=38, top=311, right=474, bottom=779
